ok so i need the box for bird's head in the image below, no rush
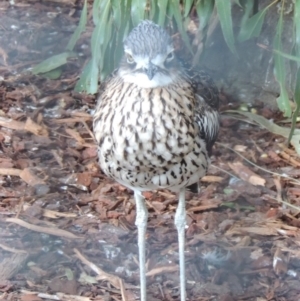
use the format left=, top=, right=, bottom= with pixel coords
left=119, top=20, right=180, bottom=88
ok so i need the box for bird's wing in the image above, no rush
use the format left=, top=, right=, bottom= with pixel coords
left=186, top=68, right=220, bottom=157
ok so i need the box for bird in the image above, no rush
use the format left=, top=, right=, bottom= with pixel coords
left=93, top=20, right=219, bottom=301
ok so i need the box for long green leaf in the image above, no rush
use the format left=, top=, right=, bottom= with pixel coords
left=238, top=9, right=266, bottom=42
left=272, top=49, right=300, bottom=63
left=169, top=0, right=192, bottom=52
left=92, top=0, right=102, bottom=25
left=287, top=68, right=300, bottom=145
left=31, top=52, right=76, bottom=74
left=42, top=68, right=63, bottom=79
left=75, top=59, right=98, bottom=93
left=239, top=0, right=254, bottom=28
left=131, top=0, right=147, bottom=26
left=157, top=0, right=168, bottom=27
left=215, top=0, right=237, bottom=54
left=149, top=0, right=157, bottom=20
left=66, top=0, right=87, bottom=51
left=238, top=0, right=278, bottom=42
left=184, top=0, right=194, bottom=17
left=196, top=0, right=214, bottom=31
left=111, top=0, right=122, bottom=29
left=294, top=0, right=300, bottom=46
left=100, top=18, right=113, bottom=80
left=274, top=1, right=292, bottom=117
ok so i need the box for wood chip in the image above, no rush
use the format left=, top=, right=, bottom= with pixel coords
left=0, top=117, right=25, bottom=130
left=201, top=175, right=224, bottom=183
left=19, top=168, right=45, bottom=186
left=24, top=118, right=48, bottom=137
left=65, top=128, right=85, bottom=145
left=0, top=168, right=21, bottom=176
left=228, top=161, right=266, bottom=186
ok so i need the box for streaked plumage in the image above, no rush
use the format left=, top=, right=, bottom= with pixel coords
left=93, top=20, right=219, bottom=301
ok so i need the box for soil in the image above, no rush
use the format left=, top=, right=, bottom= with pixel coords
left=1, top=1, right=300, bottom=301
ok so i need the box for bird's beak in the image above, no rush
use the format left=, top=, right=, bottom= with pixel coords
left=145, top=62, right=157, bottom=80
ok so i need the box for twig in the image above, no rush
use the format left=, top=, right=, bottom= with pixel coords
left=6, top=218, right=81, bottom=239
left=0, top=243, right=27, bottom=254
left=73, top=248, right=127, bottom=301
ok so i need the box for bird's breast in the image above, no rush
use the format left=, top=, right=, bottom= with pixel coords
left=96, top=82, right=197, bottom=170
left=93, top=79, right=210, bottom=190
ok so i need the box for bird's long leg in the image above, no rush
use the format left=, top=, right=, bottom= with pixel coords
left=175, top=188, right=186, bottom=301
left=134, top=190, right=148, bottom=301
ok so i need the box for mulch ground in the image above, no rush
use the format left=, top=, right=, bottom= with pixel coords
left=1, top=1, right=300, bottom=301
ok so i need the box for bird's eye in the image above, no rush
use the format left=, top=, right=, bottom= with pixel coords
left=126, top=54, right=135, bottom=64
left=166, top=52, right=174, bottom=62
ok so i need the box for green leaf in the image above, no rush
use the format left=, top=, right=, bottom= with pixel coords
left=169, top=0, right=192, bottom=52
left=184, top=0, right=194, bottom=17
left=294, top=0, right=300, bottom=46
left=66, top=0, right=87, bottom=50
left=41, top=68, right=62, bottom=79
left=272, top=49, right=300, bottom=63
left=276, top=86, right=290, bottom=117
left=273, top=2, right=292, bottom=117
left=131, top=0, right=147, bottom=26
left=157, top=0, right=168, bottom=27
left=75, top=59, right=99, bottom=93
left=89, top=0, right=111, bottom=85
left=239, top=0, right=254, bottom=27
left=287, top=67, right=300, bottom=145
left=238, top=9, right=266, bottom=42
left=196, top=0, right=214, bottom=31
left=92, top=0, right=104, bottom=25
left=233, top=0, right=242, bottom=6
left=149, top=0, right=157, bottom=20
left=111, top=0, right=122, bottom=28
left=100, top=18, right=113, bottom=80
left=31, top=52, right=76, bottom=75
left=215, top=0, right=237, bottom=54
